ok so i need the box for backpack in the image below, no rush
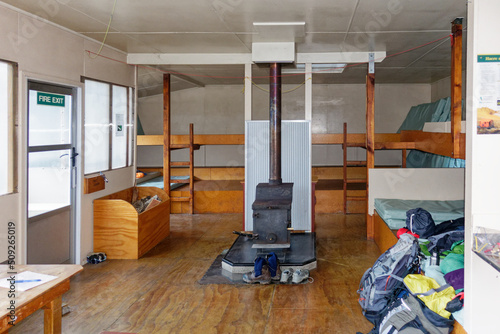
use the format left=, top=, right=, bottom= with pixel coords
left=403, top=274, right=456, bottom=319
left=378, top=294, right=454, bottom=334
left=406, top=208, right=436, bottom=238
left=358, top=233, right=420, bottom=326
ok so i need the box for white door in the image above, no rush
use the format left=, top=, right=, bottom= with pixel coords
left=27, top=81, right=77, bottom=264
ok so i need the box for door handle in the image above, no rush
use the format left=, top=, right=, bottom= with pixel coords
left=71, top=147, right=79, bottom=167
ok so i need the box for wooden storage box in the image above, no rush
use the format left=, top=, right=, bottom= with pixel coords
left=93, top=187, right=170, bottom=259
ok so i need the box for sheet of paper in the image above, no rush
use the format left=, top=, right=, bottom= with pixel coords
left=477, top=55, right=500, bottom=134
left=0, top=271, right=58, bottom=291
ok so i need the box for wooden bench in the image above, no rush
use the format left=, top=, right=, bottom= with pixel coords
left=93, top=187, right=170, bottom=259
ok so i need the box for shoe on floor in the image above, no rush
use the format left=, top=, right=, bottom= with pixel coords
left=292, top=269, right=309, bottom=284
left=266, top=252, right=282, bottom=281
left=280, top=268, right=293, bottom=284
left=243, top=257, right=272, bottom=284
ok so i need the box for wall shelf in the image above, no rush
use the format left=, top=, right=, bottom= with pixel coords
left=473, top=250, right=500, bottom=273
left=473, top=226, right=500, bottom=273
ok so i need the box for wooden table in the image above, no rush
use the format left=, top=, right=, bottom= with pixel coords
left=0, top=265, right=83, bottom=333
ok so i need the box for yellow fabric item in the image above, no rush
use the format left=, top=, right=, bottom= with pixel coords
left=404, top=274, right=456, bottom=319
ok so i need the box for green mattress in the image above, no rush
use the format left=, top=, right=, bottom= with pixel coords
left=374, top=198, right=465, bottom=230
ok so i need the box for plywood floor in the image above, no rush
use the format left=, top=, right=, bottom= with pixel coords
left=11, top=213, right=380, bottom=334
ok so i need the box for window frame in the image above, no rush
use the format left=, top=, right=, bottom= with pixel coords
left=82, top=77, right=134, bottom=175
left=0, top=59, right=18, bottom=197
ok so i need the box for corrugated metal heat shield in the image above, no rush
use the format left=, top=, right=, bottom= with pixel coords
left=245, top=120, right=311, bottom=231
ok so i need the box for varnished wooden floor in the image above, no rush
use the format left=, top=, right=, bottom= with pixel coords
left=11, top=213, right=380, bottom=334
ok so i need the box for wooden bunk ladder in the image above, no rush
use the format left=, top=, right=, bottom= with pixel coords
left=163, top=74, right=198, bottom=214
left=342, top=122, right=367, bottom=214
left=169, top=123, right=198, bottom=214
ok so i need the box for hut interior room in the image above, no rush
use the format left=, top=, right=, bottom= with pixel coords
left=0, top=0, right=499, bottom=333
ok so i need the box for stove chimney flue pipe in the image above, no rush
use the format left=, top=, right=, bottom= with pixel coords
left=269, top=62, right=282, bottom=185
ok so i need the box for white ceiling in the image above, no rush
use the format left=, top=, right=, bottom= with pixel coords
left=2, top=0, right=467, bottom=95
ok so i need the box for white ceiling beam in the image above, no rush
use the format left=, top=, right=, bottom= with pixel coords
left=128, top=51, right=386, bottom=65
left=297, top=51, right=386, bottom=64
left=128, top=53, right=253, bottom=65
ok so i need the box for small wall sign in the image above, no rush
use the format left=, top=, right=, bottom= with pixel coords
left=37, top=92, right=65, bottom=107
left=477, top=55, right=500, bottom=134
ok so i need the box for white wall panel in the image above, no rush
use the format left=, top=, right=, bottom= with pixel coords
left=0, top=6, right=18, bottom=61
left=205, top=145, right=244, bottom=167
left=0, top=194, right=20, bottom=263
left=368, top=168, right=465, bottom=215
left=431, top=72, right=466, bottom=102
left=17, top=19, right=84, bottom=82
left=203, top=86, right=245, bottom=134
left=84, top=39, right=135, bottom=88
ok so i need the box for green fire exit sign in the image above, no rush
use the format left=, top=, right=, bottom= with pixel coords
left=37, top=92, right=65, bottom=107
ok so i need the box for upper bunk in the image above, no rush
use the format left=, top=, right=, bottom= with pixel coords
left=137, top=122, right=464, bottom=159
left=137, top=18, right=465, bottom=161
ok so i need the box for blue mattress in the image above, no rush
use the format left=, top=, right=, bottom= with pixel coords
left=137, top=175, right=189, bottom=190
left=374, top=198, right=465, bottom=230
left=397, top=97, right=465, bottom=168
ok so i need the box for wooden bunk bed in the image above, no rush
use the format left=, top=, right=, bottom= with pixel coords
left=334, top=18, right=465, bottom=239
left=136, top=73, right=246, bottom=214
left=369, top=18, right=464, bottom=239
left=362, top=19, right=467, bottom=334
left=137, top=74, right=200, bottom=214
left=136, top=21, right=465, bottom=223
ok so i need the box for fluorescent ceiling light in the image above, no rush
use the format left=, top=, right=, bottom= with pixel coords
left=282, top=63, right=346, bottom=74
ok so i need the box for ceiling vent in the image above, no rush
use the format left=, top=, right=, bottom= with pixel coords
left=251, top=22, right=305, bottom=63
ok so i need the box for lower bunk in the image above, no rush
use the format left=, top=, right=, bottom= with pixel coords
left=373, top=198, right=465, bottom=253
left=171, top=180, right=243, bottom=214
left=315, top=179, right=365, bottom=214
left=136, top=168, right=244, bottom=214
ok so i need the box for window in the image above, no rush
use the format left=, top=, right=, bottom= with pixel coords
left=0, top=60, right=16, bottom=196
left=84, top=79, right=134, bottom=174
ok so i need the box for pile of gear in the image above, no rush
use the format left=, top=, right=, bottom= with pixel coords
left=243, top=252, right=310, bottom=285
left=86, top=252, right=106, bottom=264
left=132, top=195, right=161, bottom=214
left=357, top=208, right=465, bottom=334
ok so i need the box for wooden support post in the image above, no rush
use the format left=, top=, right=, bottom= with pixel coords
left=366, top=72, right=375, bottom=240
left=451, top=18, right=463, bottom=158
left=343, top=122, right=348, bottom=214
left=189, top=123, right=194, bottom=214
left=402, top=149, right=407, bottom=168
left=163, top=74, right=171, bottom=198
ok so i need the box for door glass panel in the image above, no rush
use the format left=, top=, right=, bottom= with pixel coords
left=28, top=149, right=71, bottom=218
left=28, top=90, right=71, bottom=146
left=112, top=85, right=127, bottom=169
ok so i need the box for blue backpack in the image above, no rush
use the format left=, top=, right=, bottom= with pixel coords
left=358, top=233, right=420, bottom=327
